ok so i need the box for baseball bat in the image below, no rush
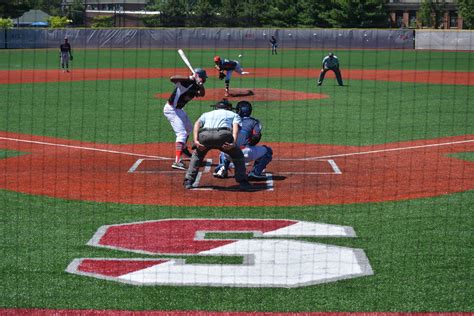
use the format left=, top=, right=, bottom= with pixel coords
left=177, top=49, right=195, bottom=75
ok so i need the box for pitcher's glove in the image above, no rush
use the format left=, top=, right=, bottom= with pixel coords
left=218, top=71, right=225, bottom=80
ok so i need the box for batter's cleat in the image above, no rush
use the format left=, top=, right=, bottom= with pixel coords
left=248, top=171, right=267, bottom=181
left=213, top=166, right=228, bottom=179
left=182, top=147, right=192, bottom=158
left=172, top=160, right=186, bottom=170
left=183, top=179, right=194, bottom=189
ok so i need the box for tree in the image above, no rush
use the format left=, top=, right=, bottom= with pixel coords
left=91, top=15, right=113, bottom=28
left=323, top=0, right=388, bottom=28
left=48, top=15, right=70, bottom=28
left=190, top=0, right=217, bottom=27
left=458, top=0, right=474, bottom=29
left=261, top=0, right=299, bottom=27
left=0, top=0, right=30, bottom=19
left=298, top=0, right=331, bottom=27
left=68, top=0, right=85, bottom=26
left=219, top=0, right=241, bottom=26
left=0, top=17, right=13, bottom=28
left=418, top=0, right=446, bottom=28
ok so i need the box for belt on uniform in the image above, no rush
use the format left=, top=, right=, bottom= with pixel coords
left=200, top=127, right=231, bottom=132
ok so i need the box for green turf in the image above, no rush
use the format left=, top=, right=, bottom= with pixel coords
left=1, top=48, right=473, bottom=71
left=0, top=149, right=28, bottom=159
left=0, top=47, right=472, bottom=312
left=448, top=152, right=474, bottom=162
left=0, top=189, right=472, bottom=311
left=1, top=78, right=472, bottom=145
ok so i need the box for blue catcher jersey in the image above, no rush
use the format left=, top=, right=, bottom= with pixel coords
left=236, top=117, right=262, bottom=147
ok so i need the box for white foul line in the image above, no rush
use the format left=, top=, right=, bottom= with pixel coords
left=275, top=139, right=474, bottom=161
left=0, top=136, right=171, bottom=160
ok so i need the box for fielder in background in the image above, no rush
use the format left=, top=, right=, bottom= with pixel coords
left=163, top=68, right=207, bottom=170
left=214, top=56, right=249, bottom=97
left=270, top=36, right=278, bottom=55
left=184, top=99, right=253, bottom=191
left=213, top=101, right=272, bottom=181
left=60, top=37, right=73, bottom=73
left=317, top=52, right=343, bottom=86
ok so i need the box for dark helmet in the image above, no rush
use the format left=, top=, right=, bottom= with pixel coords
left=328, top=52, right=334, bottom=57
left=194, top=68, right=208, bottom=79
left=214, top=98, right=233, bottom=110
left=236, top=101, right=252, bottom=117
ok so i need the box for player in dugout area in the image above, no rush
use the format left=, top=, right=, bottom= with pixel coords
left=213, top=100, right=273, bottom=181
left=213, top=56, right=249, bottom=97
left=183, top=99, right=253, bottom=191
left=317, top=52, right=343, bottom=86
left=163, top=68, right=207, bottom=170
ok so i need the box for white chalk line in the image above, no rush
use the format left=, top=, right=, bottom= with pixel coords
left=276, top=139, right=474, bottom=161
left=0, top=136, right=171, bottom=160
left=3, top=136, right=472, bottom=162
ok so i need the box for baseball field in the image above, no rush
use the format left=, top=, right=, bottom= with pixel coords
left=0, top=46, right=473, bottom=314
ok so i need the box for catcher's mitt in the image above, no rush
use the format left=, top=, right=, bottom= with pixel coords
left=70, top=55, right=73, bottom=61
left=218, top=71, right=225, bottom=80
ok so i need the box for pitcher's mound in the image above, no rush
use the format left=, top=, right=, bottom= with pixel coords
left=156, top=88, right=328, bottom=102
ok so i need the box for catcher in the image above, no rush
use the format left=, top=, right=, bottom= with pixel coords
left=60, top=37, right=73, bottom=73
left=317, top=52, right=343, bottom=86
left=213, top=100, right=272, bottom=181
left=214, top=56, right=249, bottom=97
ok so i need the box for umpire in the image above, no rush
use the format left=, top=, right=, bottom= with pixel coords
left=317, top=52, right=343, bottom=86
left=184, top=99, right=252, bottom=191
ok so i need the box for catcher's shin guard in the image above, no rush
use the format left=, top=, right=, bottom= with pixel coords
left=252, top=146, right=273, bottom=175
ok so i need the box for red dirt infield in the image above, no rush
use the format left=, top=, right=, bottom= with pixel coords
left=0, top=132, right=473, bottom=207
left=155, top=88, right=329, bottom=102
left=1, top=68, right=473, bottom=85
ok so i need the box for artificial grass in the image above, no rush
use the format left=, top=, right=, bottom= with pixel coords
left=0, top=149, right=28, bottom=159
left=1, top=78, right=472, bottom=146
left=0, top=48, right=473, bottom=72
left=0, top=189, right=472, bottom=311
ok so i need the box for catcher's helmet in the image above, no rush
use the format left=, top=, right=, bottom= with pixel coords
left=236, top=101, right=252, bottom=118
left=214, top=99, right=233, bottom=110
left=193, top=68, right=208, bottom=79
left=214, top=56, right=221, bottom=63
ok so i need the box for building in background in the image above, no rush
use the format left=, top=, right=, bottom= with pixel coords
left=60, top=0, right=158, bottom=27
left=387, top=0, right=462, bottom=29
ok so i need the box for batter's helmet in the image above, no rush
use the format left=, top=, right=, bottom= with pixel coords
left=214, top=99, right=233, bottom=110
left=328, top=52, right=334, bottom=57
left=193, top=68, right=208, bottom=79
left=214, top=56, right=221, bottom=63
left=236, top=101, right=252, bottom=117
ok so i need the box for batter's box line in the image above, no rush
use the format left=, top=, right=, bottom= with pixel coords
left=128, top=158, right=342, bottom=175
left=275, top=159, right=342, bottom=175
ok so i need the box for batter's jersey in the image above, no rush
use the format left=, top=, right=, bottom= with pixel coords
left=236, top=117, right=262, bottom=147
left=168, top=79, right=201, bottom=109
left=218, top=59, right=237, bottom=71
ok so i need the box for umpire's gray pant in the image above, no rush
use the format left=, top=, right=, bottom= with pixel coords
left=185, top=128, right=247, bottom=183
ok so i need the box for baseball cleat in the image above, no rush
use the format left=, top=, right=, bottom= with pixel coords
left=238, top=180, right=254, bottom=191
left=248, top=172, right=267, bottom=181
left=183, top=179, right=194, bottom=189
left=241, top=71, right=250, bottom=75
left=213, top=166, right=228, bottom=179
left=172, top=160, right=186, bottom=170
